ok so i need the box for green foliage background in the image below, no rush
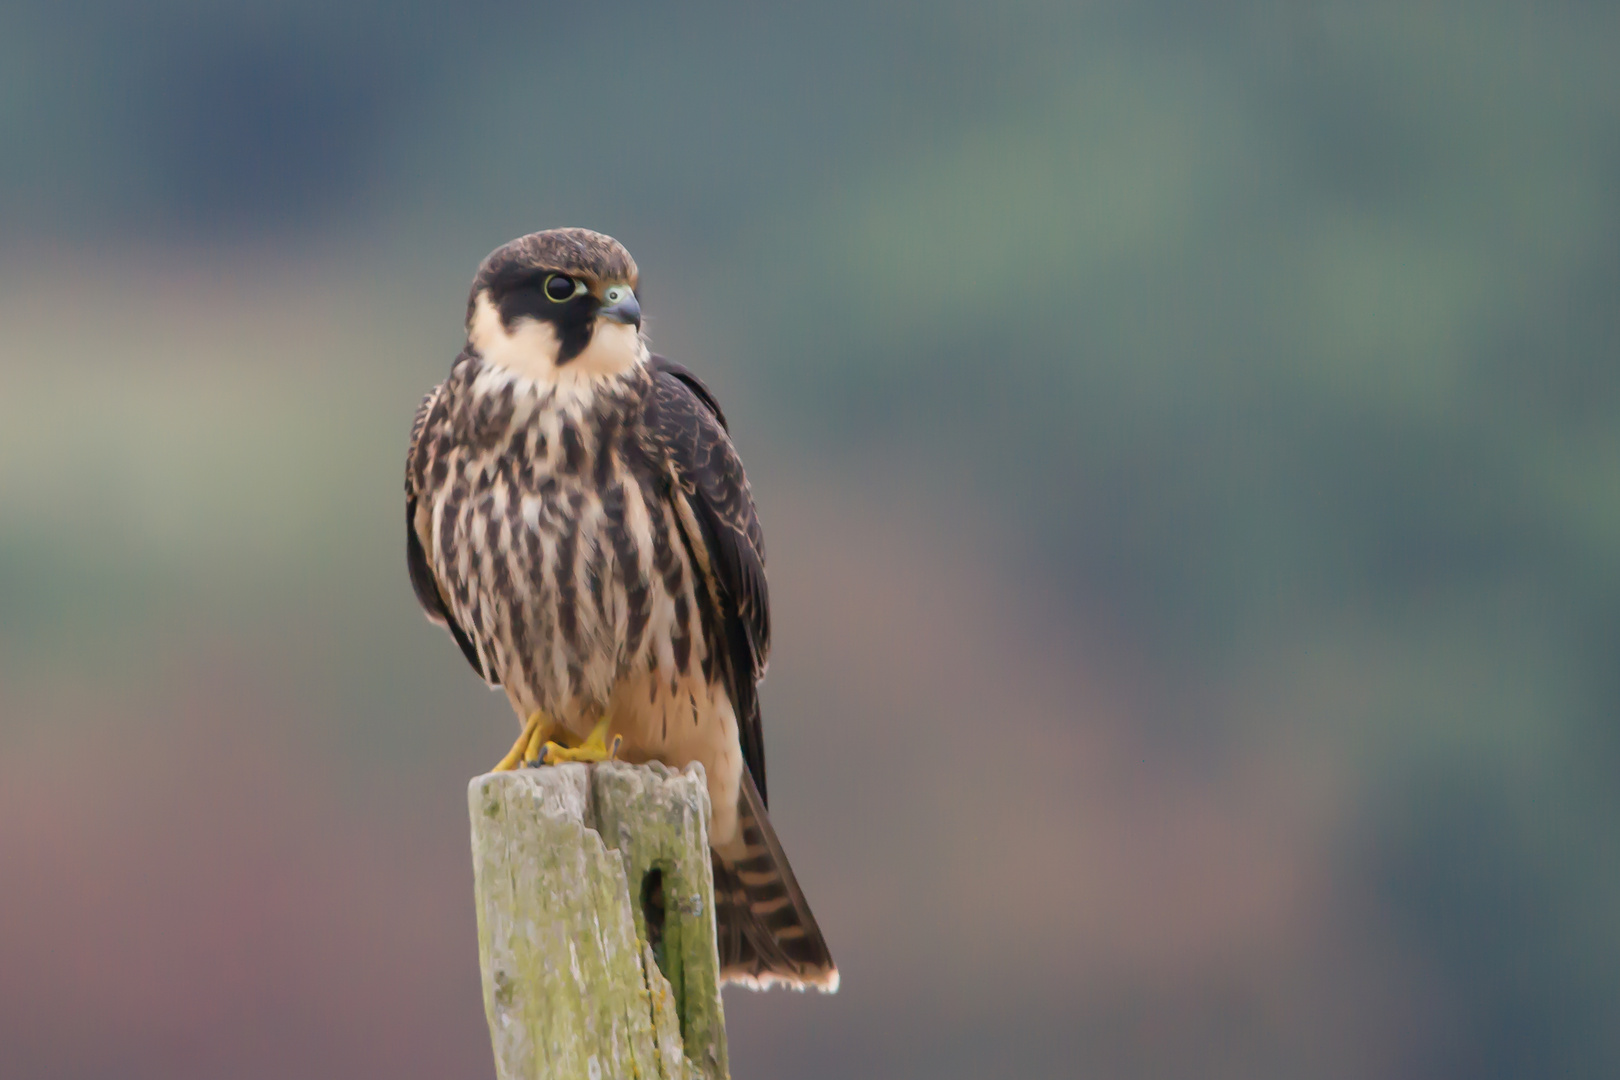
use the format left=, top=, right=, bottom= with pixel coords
left=2, top=2, right=1618, bottom=1077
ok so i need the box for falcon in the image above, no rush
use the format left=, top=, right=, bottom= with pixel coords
left=405, top=228, right=836, bottom=991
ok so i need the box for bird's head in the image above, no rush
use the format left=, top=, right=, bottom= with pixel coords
left=465, top=228, right=645, bottom=383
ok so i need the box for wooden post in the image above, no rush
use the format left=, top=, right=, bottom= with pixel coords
left=468, top=761, right=729, bottom=1080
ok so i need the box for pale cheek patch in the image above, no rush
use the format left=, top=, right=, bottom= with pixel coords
left=467, top=293, right=645, bottom=387
left=571, top=320, right=646, bottom=377
left=468, top=292, right=562, bottom=381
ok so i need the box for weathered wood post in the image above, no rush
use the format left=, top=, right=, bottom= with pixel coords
left=468, top=760, right=729, bottom=1080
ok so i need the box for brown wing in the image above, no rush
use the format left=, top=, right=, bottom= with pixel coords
left=646, top=355, right=771, bottom=803
left=650, top=353, right=731, bottom=432
left=405, top=378, right=493, bottom=684
left=647, top=357, right=836, bottom=990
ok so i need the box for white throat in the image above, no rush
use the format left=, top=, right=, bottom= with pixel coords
left=467, top=292, right=647, bottom=389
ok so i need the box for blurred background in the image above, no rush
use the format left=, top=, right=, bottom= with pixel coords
left=2, top=2, right=1618, bottom=1077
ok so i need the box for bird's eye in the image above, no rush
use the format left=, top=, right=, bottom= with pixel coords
left=544, top=274, right=579, bottom=302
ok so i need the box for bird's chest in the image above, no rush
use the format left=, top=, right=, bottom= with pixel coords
left=430, top=390, right=696, bottom=713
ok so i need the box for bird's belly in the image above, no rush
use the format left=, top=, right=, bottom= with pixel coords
left=488, top=492, right=646, bottom=716
left=468, top=473, right=714, bottom=736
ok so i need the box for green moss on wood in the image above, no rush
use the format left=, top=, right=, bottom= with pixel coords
left=469, top=763, right=728, bottom=1080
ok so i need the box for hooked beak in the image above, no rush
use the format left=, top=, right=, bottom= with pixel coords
left=598, top=289, right=641, bottom=329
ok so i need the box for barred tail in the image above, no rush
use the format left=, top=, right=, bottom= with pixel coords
left=712, top=769, right=838, bottom=991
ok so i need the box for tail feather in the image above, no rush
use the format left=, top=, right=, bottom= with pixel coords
left=713, top=769, right=838, bottom=991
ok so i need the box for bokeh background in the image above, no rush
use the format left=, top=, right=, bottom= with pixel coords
left=3, top=2, right=1618, bottom=1077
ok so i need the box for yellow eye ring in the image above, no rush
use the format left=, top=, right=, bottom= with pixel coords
left=544, top=274, right=583, bottom=302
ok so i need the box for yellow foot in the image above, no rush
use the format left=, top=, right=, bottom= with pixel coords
left=539, top=716, right=623, bottom=765
left=491, top=711, right=557, bottom=772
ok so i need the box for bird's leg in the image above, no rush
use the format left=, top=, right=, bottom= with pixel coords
left=539, top=715, right=623, bottom=765
left=492, top=711, right=558, bottom=772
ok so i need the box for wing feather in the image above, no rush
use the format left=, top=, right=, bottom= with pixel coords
left=406, top=379, right=494, bottom=684
left=647, top=355, right=771, bottom=803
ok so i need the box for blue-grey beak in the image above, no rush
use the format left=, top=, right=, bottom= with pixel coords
left=599, top=287, right=640, bottom=329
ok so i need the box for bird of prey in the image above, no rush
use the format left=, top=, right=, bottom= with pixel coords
left=405, top=228, right=836, bottom=991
